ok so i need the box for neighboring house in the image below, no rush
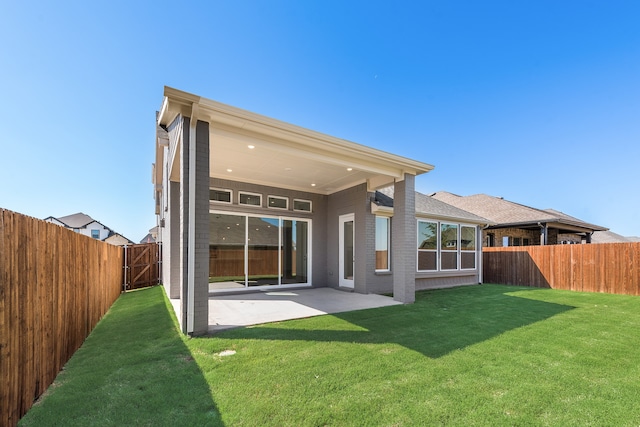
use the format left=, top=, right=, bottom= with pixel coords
left=152, top=86, right=489, bottom=334
left=430, top=192, right=608, bottom=246
left=591, top=230, right=636, bottom=244
left=104, top=232, right=135, bottom=246
left=140, top=226, right=159, bottom=243
left=44, top=212, right=134, bottom=246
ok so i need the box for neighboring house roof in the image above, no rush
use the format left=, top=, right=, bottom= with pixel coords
left=140, top=226, right=159, bottom=244
left=140, top=233, right=156, bottom=244
left=48, top=212, right=112, bottom=230
left=46, top=212, right=134, bottom=244
left=430, top=192, right=607, bottom=233
left=591, top=230, right=633, bottom=244
left=104, top=233, right=135, bottom=246
left=374, top=188, right=492, bottom=225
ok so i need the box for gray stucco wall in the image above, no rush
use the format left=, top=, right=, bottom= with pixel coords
left=326, top=183, right=370, bottom=290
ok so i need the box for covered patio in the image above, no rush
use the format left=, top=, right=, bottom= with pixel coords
left=169, top=288, right=401, bottom=333
left=155, top=86, right=433, bottom=334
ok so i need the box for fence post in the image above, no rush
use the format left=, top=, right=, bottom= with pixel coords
left=122, top=244, right=128, bottom=292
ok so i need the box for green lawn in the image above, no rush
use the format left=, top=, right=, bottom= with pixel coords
left=20, top=284, right=640, bottom=426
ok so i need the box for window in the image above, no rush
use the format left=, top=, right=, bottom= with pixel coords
left=486, top=233, right=495, bottom=247
left=417, top=221, right=438, bottom=271
left=502, top=236, right=510, bottom=247
left=91, top=229, right=100, bottom=239
left=375, top=216, right=390, bottom=271
left=523, top=238, right=530, bottom=246
left=461, top=226, right=476, bottom=269
left=239, top=192, right=262, bottom=207
left=440, top=223, right=458, bottom=270
left=209, top=212, right=310, bottom=289
left=268, top=195, right=288, bottom=210
left=293, top=199, right=312, bottom=212
left=417, top=220, right=477, bottom=272
left=210, top=188, right=232, bottom=204
left=513, top=237, right=521, bottom=246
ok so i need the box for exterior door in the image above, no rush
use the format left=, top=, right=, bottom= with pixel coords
left=339, top=214, right=355, bottom=288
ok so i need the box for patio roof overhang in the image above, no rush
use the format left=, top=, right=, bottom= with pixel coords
left=157, top=86, right=434, bottom=195
left=486, top=220, right=608, bottom=234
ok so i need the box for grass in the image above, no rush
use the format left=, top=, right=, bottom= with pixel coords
left=20, top=284, right=640, bottom=426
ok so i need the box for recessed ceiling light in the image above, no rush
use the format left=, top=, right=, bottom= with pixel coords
left=226, top=168, right=232, bottom=172
left=248, top=145, right=255, bottom=149
left=347, top=167, right=353, bottom=171
left=311, top=183, right=316, bottom=187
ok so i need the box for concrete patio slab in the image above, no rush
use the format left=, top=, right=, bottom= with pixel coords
left=208, top=288, right=402, bottom=332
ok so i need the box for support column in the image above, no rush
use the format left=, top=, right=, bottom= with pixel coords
left=180, top=116, right=210, bottom=335
left=392, top=174, right=416, bottom=303
left=168, top=180, right=180, bottom=298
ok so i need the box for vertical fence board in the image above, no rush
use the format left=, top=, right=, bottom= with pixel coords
left=483, top=242, right=640, bottom=296
left=0, top=208, right=124, bottom=427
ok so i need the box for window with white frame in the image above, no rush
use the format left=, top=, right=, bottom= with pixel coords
left=417, top=220, right=477, bottom=272
left=238, top=191, right=262, bottom=207
left=293, top=199, right=312, bottom=212
left=417, top=221, right=438, bottom=271
left=91, top=229, right=100, bottom=239
left=460, top=225, right=476, bottom=269
left=210, top=188, right=232, bottom=204
left=375, top=216, right=390, bottom=271
left=268, top=195, right=288, bottom=210
left=440, top=223, right=458, bottom=270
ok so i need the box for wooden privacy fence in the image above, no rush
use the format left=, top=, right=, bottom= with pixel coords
left=124, top=243, right=160, bottom=290
left=483, top=243, right=640, bottom=295
left=0, top=208, right=124, bottom=427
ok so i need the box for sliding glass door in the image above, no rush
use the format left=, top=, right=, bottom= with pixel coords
left=209, top=212, right=310, bottom=289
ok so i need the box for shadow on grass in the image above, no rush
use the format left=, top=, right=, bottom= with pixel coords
left=19, top=286, right=224, bottom=427
left=216, top=284, right=574, bottom=358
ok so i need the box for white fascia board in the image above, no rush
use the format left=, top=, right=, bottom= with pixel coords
left=415, top=211, right=493, bottom=226
left=164, top=86, right=434, bottom=177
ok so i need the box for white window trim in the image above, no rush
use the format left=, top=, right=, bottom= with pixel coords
left=460, top=224, right=477, bottom=271
left=293, top=198, right=313, bottom=213
left=209, top=210, right=313, bottom=291
left=238, top=191, right=262, bottom=207
left=440, top=222, right=459, bottom=271
left=267, top=195, right=289, bottom=210
left=375, top=216, right=391, bottom=272
left=417, top=219, right=439, bottom=272
left=210, top=188, right=233, bottom=204
left=417, top=219, right=479, bottom=273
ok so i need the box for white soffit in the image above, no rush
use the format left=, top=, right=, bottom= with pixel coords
left=159, top=86, right=434, bottom=195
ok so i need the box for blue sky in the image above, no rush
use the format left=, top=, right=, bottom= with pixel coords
left=1, top=1, right=639, bottom=240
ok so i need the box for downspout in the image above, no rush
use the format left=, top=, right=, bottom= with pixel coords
left=186, top=103, right=199, bottom=334
left=538, top=222, right=547, bottom=245
left=479, top=225, right=489, bottom=284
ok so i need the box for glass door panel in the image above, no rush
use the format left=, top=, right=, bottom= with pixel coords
left=282, top=220, right=309, bottom=284
left=339, top=214, right=355, bottom=288
left=209, top=214, right=246, bottom=288
left=247, top=217, right=280, bottom=286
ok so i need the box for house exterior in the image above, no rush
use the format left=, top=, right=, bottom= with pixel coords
left=45, top=212, right=134, bottom=246
left=430, top=192, right=607, bottom=246
left=104, top=233, right=135, bottom=246
left=140, top=226, right=159, bottom=244
left=591, top=230, right=637, bottom=243
left=153, top=87, right=489, bottom=335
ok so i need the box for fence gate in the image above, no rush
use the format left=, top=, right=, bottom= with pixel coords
left=124, top=243, right=161, bottom=290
